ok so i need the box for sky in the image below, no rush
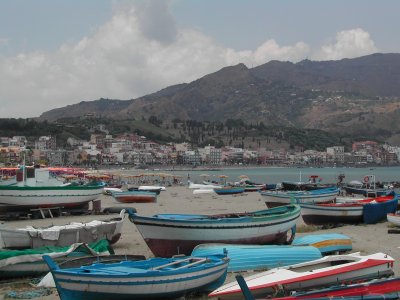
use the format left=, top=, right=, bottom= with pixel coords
left=0, top=0, right=399, bottom=118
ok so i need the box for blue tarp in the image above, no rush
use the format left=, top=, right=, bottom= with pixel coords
left=363, top=197, right=398, bottom=224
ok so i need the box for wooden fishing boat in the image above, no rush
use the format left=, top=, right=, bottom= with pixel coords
left=209, top=252, right=395, bottom=300
left=342, top=175, right=391, bottom=197
left=0, top=167, right=104, bottom=212
left=291, top=233, right=352, bottom=255
left=0, top=210, right=126, bottom=249
left=127, top=205, right=300, bottom=257
left=191, top=243, right=321, bottom=272
left=214, top=186, right=245, bottom=195
left=261, top=187, right=339, bottom=208
left=280, top=179, right=335, bottom=191
left=43, top=253, right=229, bottom=300
left=112, top=190, right=157, bottom=203
left=300, top=193, right=398, bottom=225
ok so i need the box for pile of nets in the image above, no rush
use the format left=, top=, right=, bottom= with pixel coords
left=5, top=288, right=53, bottom=299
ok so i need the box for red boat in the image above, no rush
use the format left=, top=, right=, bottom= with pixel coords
left=273, top=277, right=400, bottom=299
left=112, top=191, right=157, bottom=203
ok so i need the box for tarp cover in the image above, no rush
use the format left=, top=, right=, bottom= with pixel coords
left=0, top=239, right=111, bottom=266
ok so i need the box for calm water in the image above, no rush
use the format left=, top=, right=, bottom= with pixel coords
left=163, top=166, right=400, bottom=185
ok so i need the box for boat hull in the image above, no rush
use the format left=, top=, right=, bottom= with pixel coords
left=0, top=211, right=125, bottom=249
left=292, top=233, right=352, bottom=255
left=0, top=185, right=104, bottom=211
left=275, top=277, right=400, bottom=299
left=262, top=189, right=339, bottom=208
left=191, top=244, right=322, bottom=272
left=300, top=195, right=398, bottom=226
left=210, top=252, right=395, bottom=300
left=300, top=203, right=363, bottom=225
left=214, top=187, right=245, bottom=195
left=45, top=255, right=229, bottom=300
left=342, top=186, right=389, bottom=197
left=113, top=191, right=157, bottom=203
left=387, top=213, right=400, bottom=226
left=128, top=205, right=300, bottom=257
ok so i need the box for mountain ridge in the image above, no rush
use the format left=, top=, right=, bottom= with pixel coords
left=38, top=53, right=400, bottom=145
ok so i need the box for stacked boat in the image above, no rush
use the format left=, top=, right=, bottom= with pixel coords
left=261, top=186, right=339, bottom=208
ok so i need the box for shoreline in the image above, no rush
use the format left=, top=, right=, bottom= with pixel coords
left=0, top=186, right=399, bottom=299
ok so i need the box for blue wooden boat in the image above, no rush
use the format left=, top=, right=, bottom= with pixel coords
left=214, top=186, right=245, bottom=195
left=191, top=243, right=321, bottom=272
left=292, top=233, right=352, bottom=255
left=43, top=253, right=229, bottom=300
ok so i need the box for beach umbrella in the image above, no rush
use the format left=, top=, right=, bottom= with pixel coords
left=218, top=174, right=228, bottom=184
left=238, top=175, right=249, bottom=179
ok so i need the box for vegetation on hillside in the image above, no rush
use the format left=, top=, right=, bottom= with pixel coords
left=1, top=115, right=383, bottom=152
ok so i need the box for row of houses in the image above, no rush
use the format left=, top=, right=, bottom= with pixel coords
left=0, top=134, right=400, bottom=167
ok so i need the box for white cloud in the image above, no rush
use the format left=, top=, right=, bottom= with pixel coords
left=0, top=2, right=379, bottom=118
left=313, top=28, right=378, bottom=60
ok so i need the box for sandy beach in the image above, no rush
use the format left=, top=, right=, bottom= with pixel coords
left=0, top=185, right=399, bottom=300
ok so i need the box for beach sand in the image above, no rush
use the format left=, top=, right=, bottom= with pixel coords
left=0, top=186, right=399, bottom=299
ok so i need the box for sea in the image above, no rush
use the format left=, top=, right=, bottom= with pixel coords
left=154, top=166, right=400, bottom=185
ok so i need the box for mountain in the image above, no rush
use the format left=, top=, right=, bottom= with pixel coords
left=39, top=53, right=400, bottom=144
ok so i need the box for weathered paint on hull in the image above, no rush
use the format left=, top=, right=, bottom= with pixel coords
left=114, top=196, right=156, bottom=203
left=302, top=214, right=363, bottom=225
left=144, top=233, right=289, bottom=257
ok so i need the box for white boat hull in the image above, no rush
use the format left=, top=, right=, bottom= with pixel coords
left=209, top=252, right=394, bottom=300
left=0, top=187, right=103, bottom=210
left=262, top=190, right=338, bottom=208
left=387, top=213, right=400, bottom=227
